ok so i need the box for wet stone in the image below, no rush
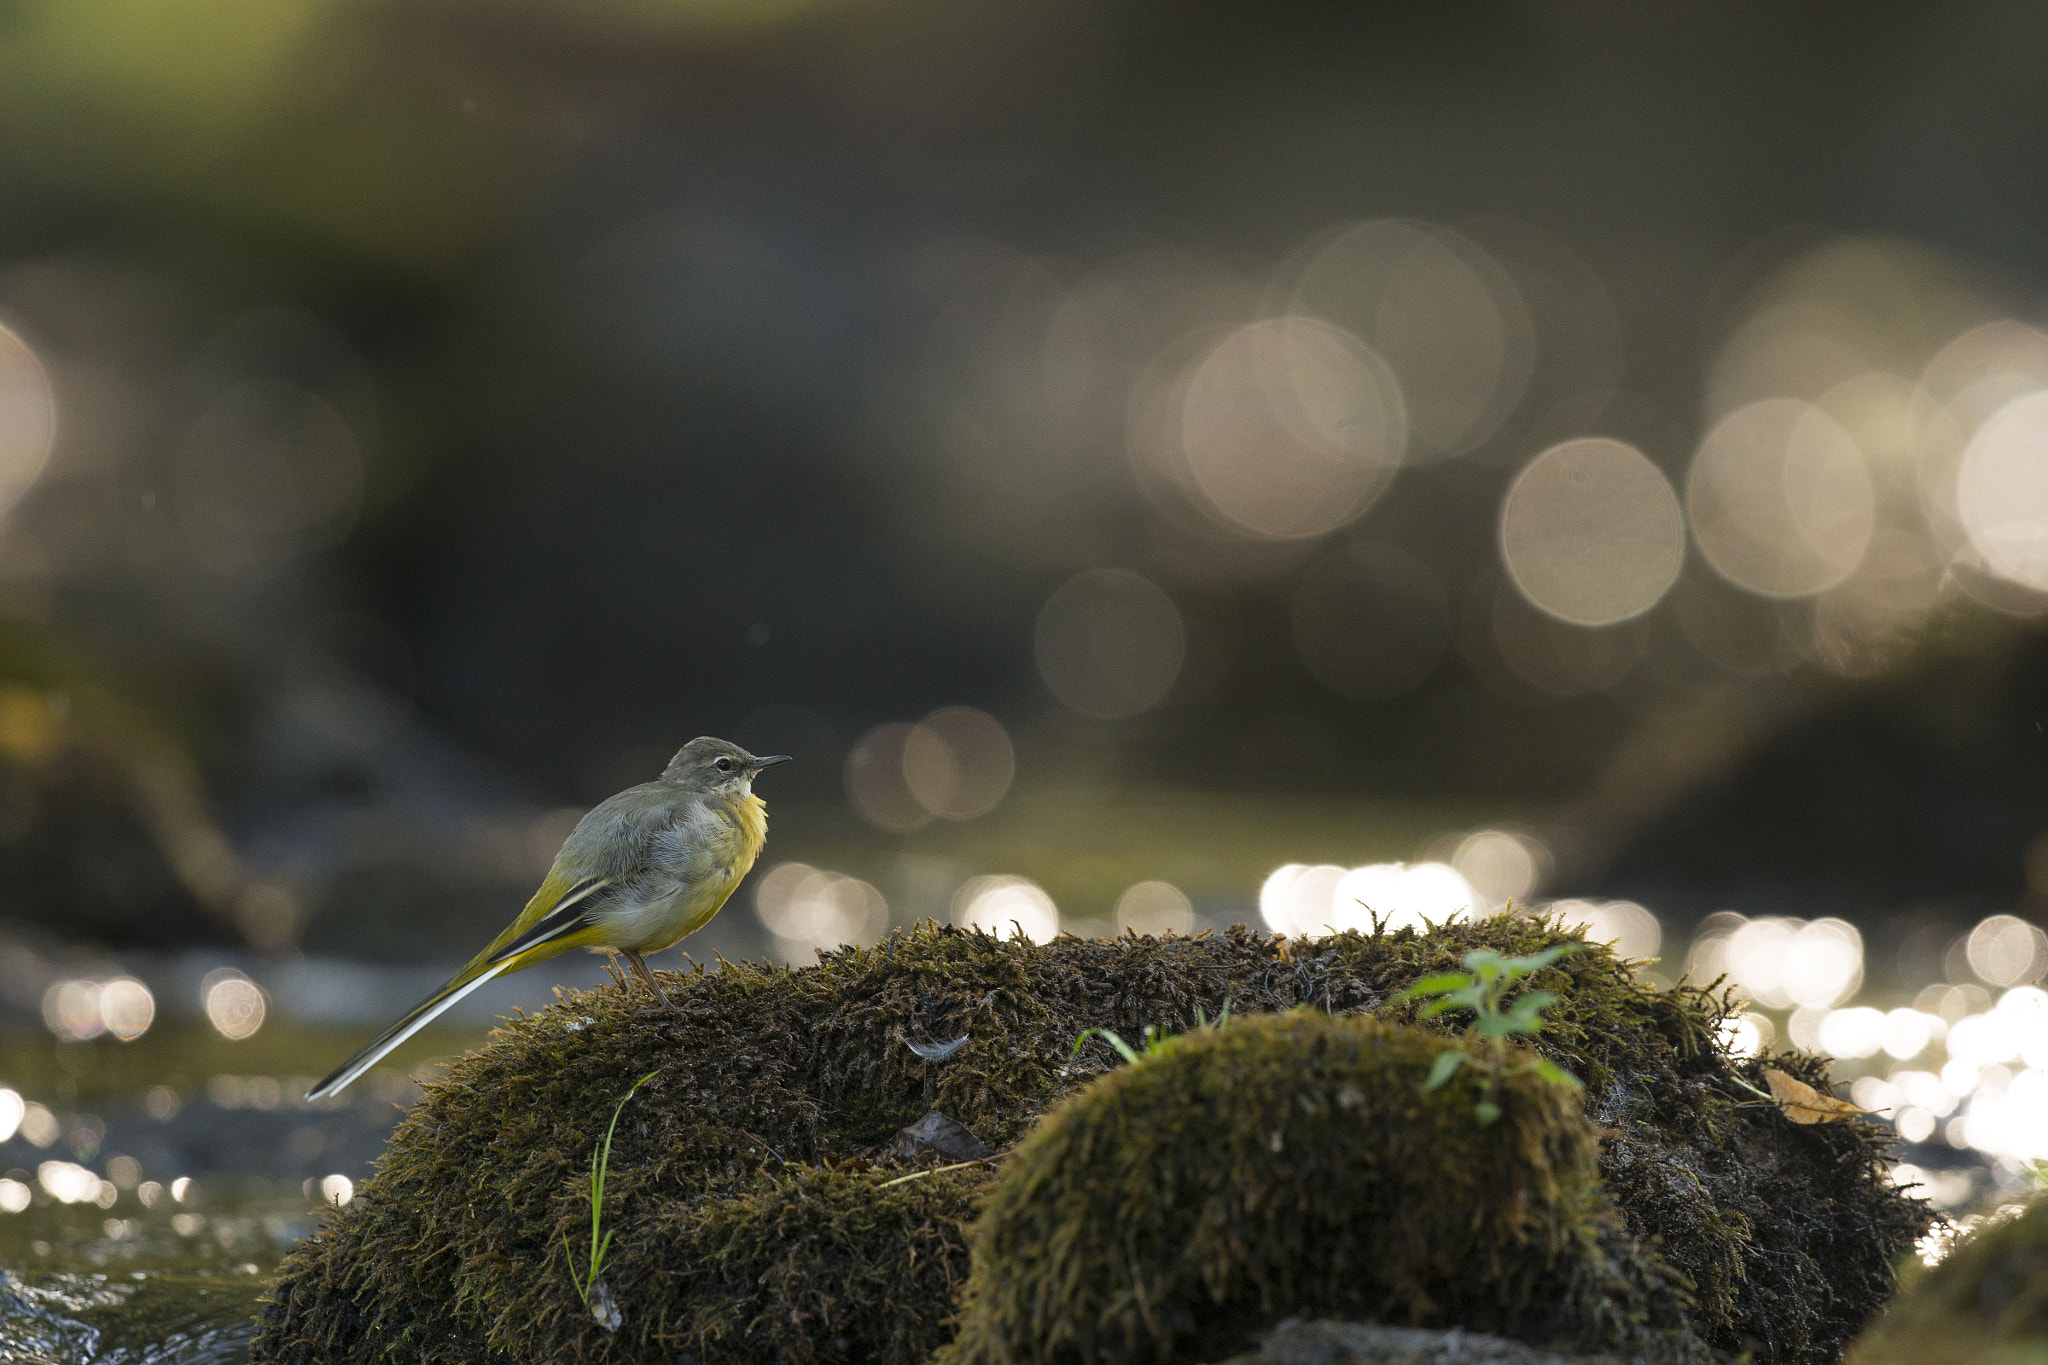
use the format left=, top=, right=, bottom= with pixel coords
left=882, top=1110, right=996, bottom=1165
left=1225, top=1319, right=1652, bottom=1365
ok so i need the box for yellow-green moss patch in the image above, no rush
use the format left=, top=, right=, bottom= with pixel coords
left=941, top=1012, right=1702, bottom=1365
left=1846, top=1196, right=2048, bottom=1365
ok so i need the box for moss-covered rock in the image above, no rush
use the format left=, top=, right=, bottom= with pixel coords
left=253, top=917, right=1930, bottom=1365
left=940, top=1012, right=1701, bottom=1365
left=1845, top=1196, right=2048, bottom=1365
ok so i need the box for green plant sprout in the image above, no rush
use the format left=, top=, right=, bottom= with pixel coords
left=562, top=1070, right=659, bottom=1330
left=1071, top=999, right=1232, bottom=1065
left=1396, top=944, right=1583, bottom=1125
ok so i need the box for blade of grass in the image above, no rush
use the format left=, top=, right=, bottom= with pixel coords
left=569, top=1070, right=659, bottom=1313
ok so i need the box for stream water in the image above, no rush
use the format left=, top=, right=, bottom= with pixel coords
left=0, top=1013, right=435, bottom=1365
left=0, top=1181, right=312, bottom=1364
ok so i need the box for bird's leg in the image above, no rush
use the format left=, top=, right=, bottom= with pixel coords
left=622, top=950, right=672, bottom=1006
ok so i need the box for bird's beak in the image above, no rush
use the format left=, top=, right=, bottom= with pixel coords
left=752, top=754, right=793, bottom=771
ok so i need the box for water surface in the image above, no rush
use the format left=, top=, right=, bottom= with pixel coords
left=0, top=1180, right=316, bottom=1365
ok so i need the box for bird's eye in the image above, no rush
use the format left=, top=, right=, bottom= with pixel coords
left=714, top=757, right=733, bottom=772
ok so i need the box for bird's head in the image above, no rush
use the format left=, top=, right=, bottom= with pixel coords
left=661, top=736, right=791, bottom=798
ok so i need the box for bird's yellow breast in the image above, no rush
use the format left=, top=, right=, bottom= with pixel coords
left=730, top=791, right=769, bottom=866
left=651, top=793, right=768, bottom=951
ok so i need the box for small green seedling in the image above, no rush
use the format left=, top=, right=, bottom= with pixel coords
left=562, top=1070, right=658, bottom=1330
left=1396, top=944, right=1583, bottom=1124
left=1071, top=998, right=1232, bottom=1066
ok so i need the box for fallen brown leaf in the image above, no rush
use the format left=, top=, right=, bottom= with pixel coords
left=1764, top=1067, right=1865, bottom=1124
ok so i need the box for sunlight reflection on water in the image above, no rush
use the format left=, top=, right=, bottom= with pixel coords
left=0, top=1179, right=313, bottom=1365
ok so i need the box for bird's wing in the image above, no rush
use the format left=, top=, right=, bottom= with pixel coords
left=461, top=788, right=687, bottom=975
left=477, top=873, right=615, bottom=968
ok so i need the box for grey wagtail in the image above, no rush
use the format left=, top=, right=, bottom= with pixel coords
left=307, top=737, right=789, bottom=1100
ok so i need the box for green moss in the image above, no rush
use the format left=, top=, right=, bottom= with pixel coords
left=1846, top=1196, right=2048, bottom=1365
left=637, top=1164, right=982, bottom=1361
left=253, top=917, right=1930, bottom=1365
left=941, top=1012, right=1701, bottom=1365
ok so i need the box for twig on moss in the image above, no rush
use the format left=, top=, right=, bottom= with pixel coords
left=875, top=1153, right=1011, bottom=1188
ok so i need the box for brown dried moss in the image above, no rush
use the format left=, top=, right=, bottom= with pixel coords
left=252, top=916, right=1930, bottom=1365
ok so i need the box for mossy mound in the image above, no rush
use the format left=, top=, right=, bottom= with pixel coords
left=940, top=1012, right=1700, bottom=1365
left=1845, top=1196, right=2048, bottom=1365
left=253, top=917, right=1930, bottom=1365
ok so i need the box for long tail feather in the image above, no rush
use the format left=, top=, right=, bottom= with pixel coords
left=305, top=961, right=511, bottom=1101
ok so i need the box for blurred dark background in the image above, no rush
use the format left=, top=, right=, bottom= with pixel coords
left=2, top=0, right=2048, bottom=983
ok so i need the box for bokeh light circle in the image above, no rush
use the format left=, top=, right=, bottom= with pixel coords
left=1547, top=899, right=1662, bottom=965
left=1921, top=320, right=2048, bottom=438
left=1289, top=542, right=1450, bottom=700
left=1688, top=399, right=1874, bottom=598
left=1703, top=303, right=1881, bottom=421
left=902, top=707, right=1015, bottom=820
left=1709, top=914, right=1865, bottom=1010
left=1331, top=861, right=1477, bottom=933
left=1260, top=861, right=1476, bottom=937
left=1178, top=317, right=1404, bottom=539
left=845, top=723, right=931, bottom=832
left=1500, top=438, right=1684, bottom=626
left=953, top=875, right=1059, bottom=942
left=17, top=1102, right=56, bottom=1148
left=1034, top=568, right=1185, bottom=719
left=1114, top=880, right=1194, bottom=937
left=1817, top=1007, right=1888, bottom=1060
left=1718, top=1012, right=1773, bottom=1058
left=202, top=968, right=267, bottom=1041
left=38, top=1161, right=103, bottom=1205
left=1956, top=391, right=2048, bottom=593
left=0, top=323, right=56, bottom=518
left=1451, top=829, right=1546, bottom=908
left=1257, top=863, right=1345, bottom=938
left=41, top=980, right=103, bottom=1041
left=754, top=861, right=890, bottom=958
left=1965, top=914, right=2048, bottom=987
left=99, top=977, right=155, bottom=1042
left=1278, top=219, right=1531, bottom=461
left=1784, top=918, right=1867, bottom=1009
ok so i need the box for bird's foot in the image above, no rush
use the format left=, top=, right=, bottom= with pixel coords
left=622, top=950, right=673, bottom=1007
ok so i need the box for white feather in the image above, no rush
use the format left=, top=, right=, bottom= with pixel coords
left=304, top=961, right=510, bottom=1101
